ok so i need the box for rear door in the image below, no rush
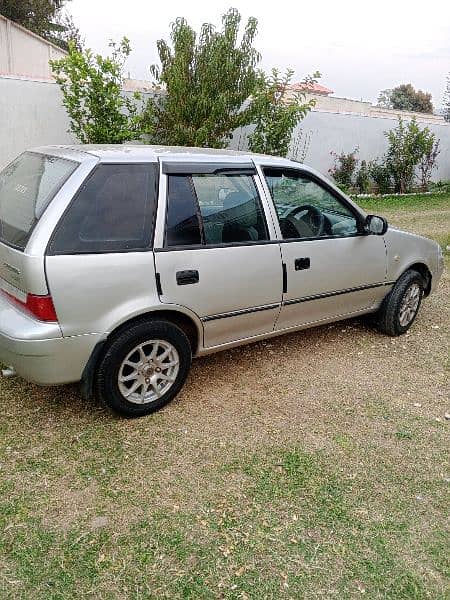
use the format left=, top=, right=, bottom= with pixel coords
left=154, top=162, right=283, bottom=348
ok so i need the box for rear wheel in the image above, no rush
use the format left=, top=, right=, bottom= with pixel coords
left=376, top=269, right=424, bottom=336
left=95, top=319, right=192, bottom=417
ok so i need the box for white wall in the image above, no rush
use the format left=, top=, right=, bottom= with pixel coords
left=1, top=75, right=450, bottom=183
left=0, top=76, right=75, bottom=168
left=294, top=111, right=450, bottom=181
left=0, top=14, right=66, bottom=80
left=232, top=111, right=450, bottom=182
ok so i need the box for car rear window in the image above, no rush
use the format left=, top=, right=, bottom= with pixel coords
left=49, top=163, right=158, bottom=254
left=0, top=152, right=78, bottom=250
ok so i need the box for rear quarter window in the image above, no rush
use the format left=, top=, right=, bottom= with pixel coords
left=0, top=152, right=77, bottom=250
left=49, top=163, right=158, bottom=254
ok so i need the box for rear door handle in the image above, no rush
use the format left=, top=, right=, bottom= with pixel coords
left=295, top=257, right=310, bottom=271
left=176, top=270, right=199, bottom=285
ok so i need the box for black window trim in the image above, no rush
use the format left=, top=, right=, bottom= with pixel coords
left=162, top=161, right=256, bottom=175
left=262, top=166, right=367, bottom=243
left=0, top=151, right=80, bottom=252
left=46, top=161, right=160, bottom=256
left=163, top=170, right=270, bottom=250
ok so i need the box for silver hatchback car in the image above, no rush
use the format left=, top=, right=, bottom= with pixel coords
left=0, top=145, right=444, bottom=416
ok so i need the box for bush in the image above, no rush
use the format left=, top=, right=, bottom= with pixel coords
left=383, top=118, right=439, bottom=193
left=328, top=148, right=359, bottom=189
left=417, top=131, right=440, bottom=191
left=384, top=118, right=423, bottom=193
left=355, top=160, right=371, bottom=193
left=368, top=160, right=392, bottom=194
left=51, top=38, right=144, bottom=144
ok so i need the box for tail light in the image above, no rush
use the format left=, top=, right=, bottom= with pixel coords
left=2, top=290, right=58, bottom=322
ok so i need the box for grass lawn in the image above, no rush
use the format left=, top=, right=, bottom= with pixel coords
left=0, top=193, right=449, bottom=599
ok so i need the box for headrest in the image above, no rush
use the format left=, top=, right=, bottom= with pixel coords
left=223, top=192, right=257, bottom=227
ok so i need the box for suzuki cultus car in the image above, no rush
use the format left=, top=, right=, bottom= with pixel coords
left=0, top=146, right=444, bottom=416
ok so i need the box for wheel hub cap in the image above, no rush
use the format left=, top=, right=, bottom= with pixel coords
left=399, top=283, right=421, bottom=327
left=118, top=340, right=180, bottom=405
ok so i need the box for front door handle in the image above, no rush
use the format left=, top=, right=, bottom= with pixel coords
left=295, top=257, right=310, bottom=271
left=176, top=270, right=199, bottom=285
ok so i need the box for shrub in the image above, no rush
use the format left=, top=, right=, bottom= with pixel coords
left=417, top=132, right=440, bottom=191
left=328, top=148, right=359, bottom=190
left=355, top=160, right=371, bottom=193
left=368, top=160, right=392, bottom=194
left=385, top=119, right=419, bottom=193
left=51, top=38, right=144, bottom=144
left=384, top=118, right=439, bottom=193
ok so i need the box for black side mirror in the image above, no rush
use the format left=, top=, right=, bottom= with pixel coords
left=364, top=214, right=388, bottom=235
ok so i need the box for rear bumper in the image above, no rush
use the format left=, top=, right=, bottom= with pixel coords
left=0, top=331, right=102, bottom=385
left=0, top=294, right=101, bottom=385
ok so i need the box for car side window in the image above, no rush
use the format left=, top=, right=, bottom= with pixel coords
left=49, top=163, right=158, bottom=254
left=165, top=172, right=269, bottom=247
left=264, top=168, right=359, bottom=240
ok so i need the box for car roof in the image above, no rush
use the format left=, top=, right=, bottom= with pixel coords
left=30, top=144, right=303, bottom=168
left=28, top=144, right=364, bottom=216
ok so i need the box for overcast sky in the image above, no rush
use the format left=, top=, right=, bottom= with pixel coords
left=69, top=0, right=450, bottom=107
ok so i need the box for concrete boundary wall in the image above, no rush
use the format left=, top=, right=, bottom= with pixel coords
left=1, top=76, right=450, bottom=183
left=0, top=14, right=67, bottom=80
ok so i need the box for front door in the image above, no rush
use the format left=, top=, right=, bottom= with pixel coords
left=262, top=168, right=387, bottom=330
left=155, top=163, right=283, bottom=348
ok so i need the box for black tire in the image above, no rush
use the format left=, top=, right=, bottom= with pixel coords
left=95, top=319, right=192, bottom=417
left=376, top=269, right=425, bottom=336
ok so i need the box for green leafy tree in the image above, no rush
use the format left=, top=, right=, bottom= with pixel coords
left=144, top=8, right=261, bottom=148
left=247, top=69, right=317, bottom=156
left=0, top=0, right=79, bottom=49
left=384, top=118, right=436, bottom=193
left=377, top=84, right=433, bottom=114
left=50, top=38, right=144, bottom=144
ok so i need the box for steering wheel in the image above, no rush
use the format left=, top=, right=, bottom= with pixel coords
left=280, top=204, right=325, bottom=238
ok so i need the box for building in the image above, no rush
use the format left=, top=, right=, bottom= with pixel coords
left=0, top=13, right=67, bottom=81
left=285, top=79, right=446, bottom=125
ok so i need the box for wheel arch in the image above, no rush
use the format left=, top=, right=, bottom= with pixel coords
left=403, top=262, right=432, bottom=296
left=80, top=307, right=203, bottom=399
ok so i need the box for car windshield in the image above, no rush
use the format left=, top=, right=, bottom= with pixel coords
left=0, top=152, right=77, bottom=250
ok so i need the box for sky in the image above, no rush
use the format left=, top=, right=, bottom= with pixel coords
left=68, top=0, right=450, bottom=108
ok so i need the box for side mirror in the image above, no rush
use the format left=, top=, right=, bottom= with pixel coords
left=364, top=214, right=388, bottom=235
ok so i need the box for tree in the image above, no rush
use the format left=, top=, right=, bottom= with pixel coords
left=50, top=38, right=144, bottom=144
left=443, top=74, right=450, bottom=122
left=143, top=8, right=261, bottom=148
left=247, top=69, right=317, bottom=156
left=384, top=118, right=439, bottom=193
left=0, top=0, right=79, bottom=49
left=377, top=84, right=433, bottom=113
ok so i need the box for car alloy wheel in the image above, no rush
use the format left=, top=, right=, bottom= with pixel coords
left=118, top=339, right=180, bottom=405
left=398, top=283, right=422, bottom=327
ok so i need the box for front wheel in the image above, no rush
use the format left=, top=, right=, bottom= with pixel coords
left=95, top=319, right=192, bottom=417
left=376, top=269, right=425, bottom=336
